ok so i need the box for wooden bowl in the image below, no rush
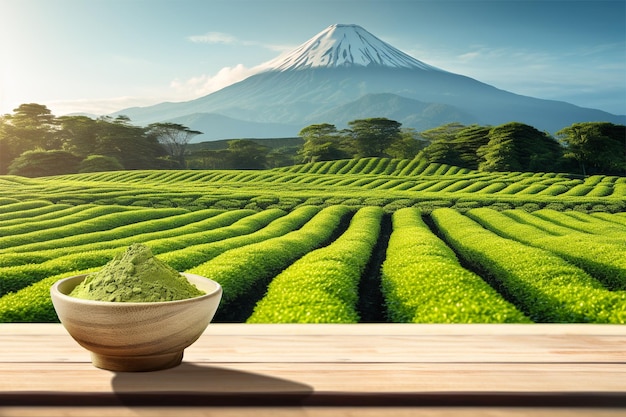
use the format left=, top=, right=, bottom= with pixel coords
left=50, top=273, right=222, bottom=372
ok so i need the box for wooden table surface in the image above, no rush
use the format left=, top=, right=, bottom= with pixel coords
left=1, top=323, right=625, bottom=416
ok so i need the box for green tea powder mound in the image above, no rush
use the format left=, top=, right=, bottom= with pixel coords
left=70, top=243, right=205, bottom=302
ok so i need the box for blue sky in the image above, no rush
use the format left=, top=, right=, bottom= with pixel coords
left=1, top=0, right=624, bottom=117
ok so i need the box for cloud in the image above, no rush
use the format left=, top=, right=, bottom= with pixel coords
left=188, top=32, right=238, bottom=44
left=44, top=96, right=167, bottom=117
left=169, top=63, right=263, bottom=99
left=187, top=31, right=294, bottom=52
left=170, top=31, right=295, bottom=100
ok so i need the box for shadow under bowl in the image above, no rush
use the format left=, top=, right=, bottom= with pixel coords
left=50, top=273, right=222, bottom=372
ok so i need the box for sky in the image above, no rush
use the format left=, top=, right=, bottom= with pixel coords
left=1, top=0, right=625, bottom=117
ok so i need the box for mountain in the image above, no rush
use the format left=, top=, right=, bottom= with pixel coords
left=257, top=23, right=439, bottom=71
left=113, top=24, right=625, bottom=140
left=313, top=93, right=476, bottom=130
left=164, top=113, right=299, bottom=140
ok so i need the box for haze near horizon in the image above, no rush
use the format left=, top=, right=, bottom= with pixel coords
left=1, top=0, right=624, bottom=117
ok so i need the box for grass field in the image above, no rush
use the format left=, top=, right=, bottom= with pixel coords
left=0, top=156, right=624, bottom=323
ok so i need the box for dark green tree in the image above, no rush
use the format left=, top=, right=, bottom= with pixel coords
left=7, top=103, right=59, bottom=149
left=266, top=146, right=298, bottom=168
left=78, top=155, right=124, bottom=173
left=298, top=123, right=349, bottom=163
left=8, top=150, right=81, bottom=177
left=97, top=116, right=168, bottom=169
left=477, top=122, right=563, bottom=172
left=147, top=122, right=202, bottom=167
left=421, top=123, right=467, bottom=166
left=226, top=139, right=270, bottom=169
left=386, top=128, right=426, bottom=159
left=556, top=122, right=626, bottom=176
left=452, top=125, right=491, bottom=169
left=187, top=149, right=232, bottom=169
left=420, top=122, right=466, bottom=144
left=57, top=115, right=100, bottom=158
left=347, top=118, right=402, bottom=158
left=0, top=104, right=59, bottom=174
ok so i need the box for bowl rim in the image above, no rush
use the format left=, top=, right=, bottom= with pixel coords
left=51, top=272, right=222, bottom=307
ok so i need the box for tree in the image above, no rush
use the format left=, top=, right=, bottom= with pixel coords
left=97, top=117, right=169, bottom=169
left=78, top=155, right=124, bottom=173
left=420, top=122, right=466, bottom=144
left=386, top=128, right=426, bottom=159
left=0, top=104, right=59, bottom=174
left=147, top=122, right=202, bottom=167
left=477, top=122, right=563, bottom=172
left=266, top=146, right=298, bottom=168
left=8, top=150, right=81, bottom=177
left=556, top=122, right=626, bottom=176
left=452, top=125, right=491, bottom=170
left=347, top=118, right=402, bottom=158
left=57, top=115, right=100, bottom=158
left=187, top=149, right=232, bottom=169
left=420, top=122, right=467, bottom=167
left=298, top=123, right=349, bottom=163
left=7, top=103, right=59, bottom=149
left=226, top=139, right=270, bottom=169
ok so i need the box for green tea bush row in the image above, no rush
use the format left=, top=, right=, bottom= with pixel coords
left=334, top=159, right=359, bottom=175
left=0, top=200, right=52, bottom=215
left=0, top=209, right=234, bottom=265
left=564, top=210, right=626, bottom=235
left=466, top=208, right=626, bottom=290
left=188, top=205, right=353, bottom=317
left=381, top=208, right=530, bottom=323
left=500, top=209, right=578, bottom=235
left=592, top=212, right=626, bottom=227
left=496, top=183, right=529, bottom=195
left=0, top=209, right=279, bottom=296
left=152, top=208, right=299, bottom=270
left=0, top=205, right=96, bottom=230
left=537, top=184, right=570, bottom=196
left=0, top=267, right=98, bottom=322
left=440, top=180, right=473, bottom=193
left=246, top=206, right=382, bottom=323
left=369, top=158, right=391, bottom=174
left=0, top=206, right=186, bottom=251
left=155, top=206, right=320, bottom=273
left=0, top=201, right=69, bottom=224
left=2, top=163, right=622, bottom=211
left=533, top=209, right=626, bottom=236
left=0, top=249, right=125, bottom=296
left=397, top=157, right=430, bottom=176
left=476, top=182, right=508, bottom=193
left=431, top=208, right=626, bottom=323
left=0, top=203, right=94, bottom=232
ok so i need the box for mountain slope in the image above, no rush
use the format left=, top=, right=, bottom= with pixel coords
left=164, top=113, right=299, bottom=141
left=259, top=23, right=440, bottom=71
left=113, top=24, right=625, bottom=138
left=311, top=93, right=476, bottom=130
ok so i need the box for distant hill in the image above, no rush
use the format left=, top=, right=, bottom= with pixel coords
left=188, top=137, right=303, bottom=151
left=312, top=93, right=476, bottom=130
left=163, top=113, right=300, bottom=142
left=112, top=24, right=625, bottom=140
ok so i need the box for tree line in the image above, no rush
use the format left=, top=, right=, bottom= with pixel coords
left=0, top=104, right=200, bottom=176
left=1, top=103, right=624, bottom=177
left=297, top=119, right=625, bottom=176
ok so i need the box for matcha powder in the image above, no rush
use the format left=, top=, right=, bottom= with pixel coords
left=70, top=243, right=205, bottom=302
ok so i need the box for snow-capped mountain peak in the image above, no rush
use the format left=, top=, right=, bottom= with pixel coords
left=260, top=24, right=441, bottom=71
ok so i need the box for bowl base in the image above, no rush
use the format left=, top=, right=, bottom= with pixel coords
left=91, top=351, right=184, bottom=372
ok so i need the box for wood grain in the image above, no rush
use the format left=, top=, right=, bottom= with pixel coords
left=1, top=323, right=624, bottom=416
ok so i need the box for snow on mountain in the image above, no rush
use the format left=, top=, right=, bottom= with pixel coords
left=259, top=24, right=441, bottom=71
left=112, top=24, right=625, bottom=140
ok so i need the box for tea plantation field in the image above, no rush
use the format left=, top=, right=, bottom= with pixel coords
left=0, top=157, right=624, bottom=323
